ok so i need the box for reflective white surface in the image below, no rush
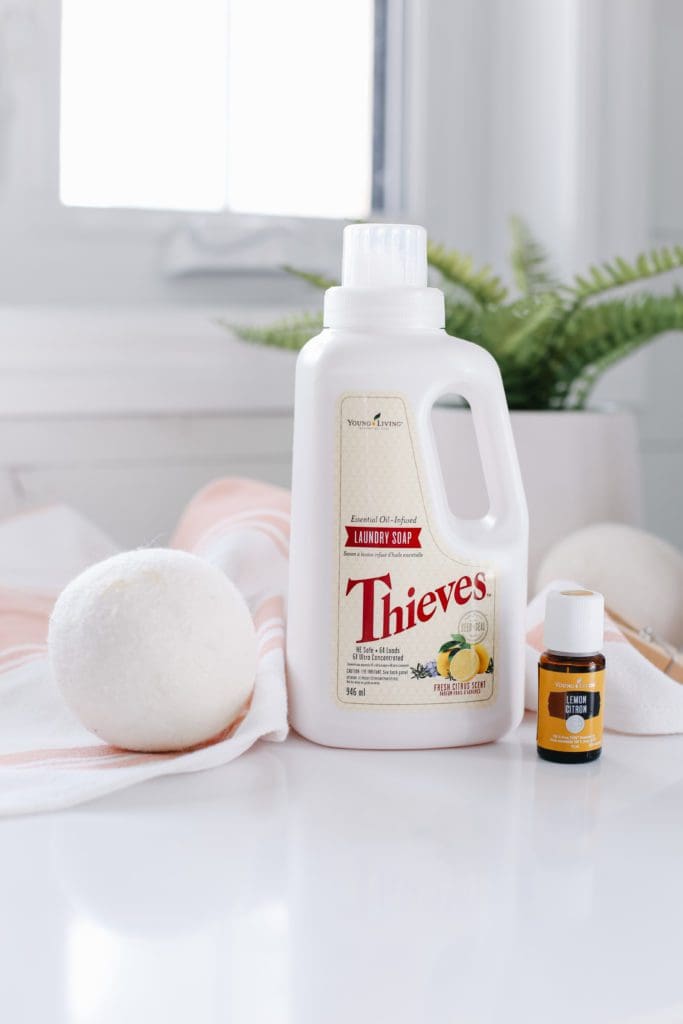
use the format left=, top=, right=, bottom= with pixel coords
left=2, top=715, right=683, bottom=1024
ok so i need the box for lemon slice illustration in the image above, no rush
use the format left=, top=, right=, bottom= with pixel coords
left=436, top=650, right=452, bottom=677
left=449, top=648, right=480, bottom=683
left=474, top=643, right=490, bottom=673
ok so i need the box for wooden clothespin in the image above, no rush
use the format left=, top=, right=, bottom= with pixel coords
left=608, top=608, right=683, bottom=684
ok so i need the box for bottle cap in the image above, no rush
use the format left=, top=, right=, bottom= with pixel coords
left=324, top=222, right=444, bottom=329
left=341, top=224, right=428, bottom=289
left=543, top=589, right=604, bottom=655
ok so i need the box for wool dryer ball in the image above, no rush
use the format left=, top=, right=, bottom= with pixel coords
left=48, top=549, right=257, bottom=752
left=537, top=522, right=683, bottom=647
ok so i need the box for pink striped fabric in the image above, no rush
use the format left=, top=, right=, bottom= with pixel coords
left=0, top=480, right=289, bottom=815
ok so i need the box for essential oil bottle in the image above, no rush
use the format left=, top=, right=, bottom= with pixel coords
left=537, top=589, right=605, bottom=763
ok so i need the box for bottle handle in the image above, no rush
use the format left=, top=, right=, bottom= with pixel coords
left=436, top=346, right=528, bottom=534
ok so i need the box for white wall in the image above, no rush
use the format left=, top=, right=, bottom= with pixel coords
left=0, top=308, right=297, bottom=546
left=641, top=0, right=683, bottom=545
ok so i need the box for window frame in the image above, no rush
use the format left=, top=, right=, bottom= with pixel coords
left=18, top=0, right=413, bottom=280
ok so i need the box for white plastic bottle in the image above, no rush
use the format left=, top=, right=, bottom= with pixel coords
left=287, top=224, right=528, bottom=749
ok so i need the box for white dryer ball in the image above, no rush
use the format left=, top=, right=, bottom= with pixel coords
left=536, top=522, right=683, bottom=646
left=48, top=548, right=257, bottom=752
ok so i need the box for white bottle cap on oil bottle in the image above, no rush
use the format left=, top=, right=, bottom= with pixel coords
left=544, top=589, right=605, bottom=656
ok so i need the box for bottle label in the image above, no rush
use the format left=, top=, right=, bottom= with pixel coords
left=334, top=393, right=495, bottom=708
left=537, top=667, right=605, bottom=753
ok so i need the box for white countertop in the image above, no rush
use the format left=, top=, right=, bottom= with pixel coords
left=2, top=715, right=683, bottom=1024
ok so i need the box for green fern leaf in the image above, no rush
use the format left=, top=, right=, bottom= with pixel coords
left=509, top=216, right=558, bottom=296
left=282, top=265, right=339, bottom=290
left=428, top=242, right=508, bottom=306
left=554, top=291, right=683, bottom=407
left=571, top=246, right=683, bottom=301
left=615, top=256, right=636, bottom=280
left=589, top=265, right=609, bottom=289
left=228, top=312, right=323, bottom=351
left=497, top=295, right=562, bottom=357
left=444, top=301, right=484, bottom=342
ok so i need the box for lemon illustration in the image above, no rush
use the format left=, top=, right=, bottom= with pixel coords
left=449, top=648, right=480, bottom=683
left=474, top=643, right=490, bottom=673
left=436, top=650, right=452, bottom=677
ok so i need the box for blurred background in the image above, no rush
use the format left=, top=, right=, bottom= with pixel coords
left=0, top=0, right=680, bottom=567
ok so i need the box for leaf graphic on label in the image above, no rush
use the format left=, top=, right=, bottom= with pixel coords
left=438, top=637, right=470, bottom=654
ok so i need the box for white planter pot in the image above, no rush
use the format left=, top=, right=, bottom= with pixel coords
left=432, top=409, right=641, bottom=590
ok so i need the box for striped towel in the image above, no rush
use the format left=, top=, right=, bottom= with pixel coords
left=0, top=479, right=289, bottom=815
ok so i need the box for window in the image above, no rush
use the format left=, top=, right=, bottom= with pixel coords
left=60, top=0, right=394, bottom=220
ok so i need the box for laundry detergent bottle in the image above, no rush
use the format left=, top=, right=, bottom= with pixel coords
left=287, top=224, right=528, bottom=749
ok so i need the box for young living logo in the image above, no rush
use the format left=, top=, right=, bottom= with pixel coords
left=346, top=412, right=403, bottom=430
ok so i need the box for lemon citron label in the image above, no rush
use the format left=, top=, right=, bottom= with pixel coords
left=537, top=667, right=605, bottom=753
left=335, top=393, right=496, bottom=707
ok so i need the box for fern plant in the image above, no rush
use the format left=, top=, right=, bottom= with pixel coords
left=234, top=218, right=683, bottom=410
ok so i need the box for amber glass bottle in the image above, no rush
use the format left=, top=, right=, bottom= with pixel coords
left=537, top=590, right=605, bottom=764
